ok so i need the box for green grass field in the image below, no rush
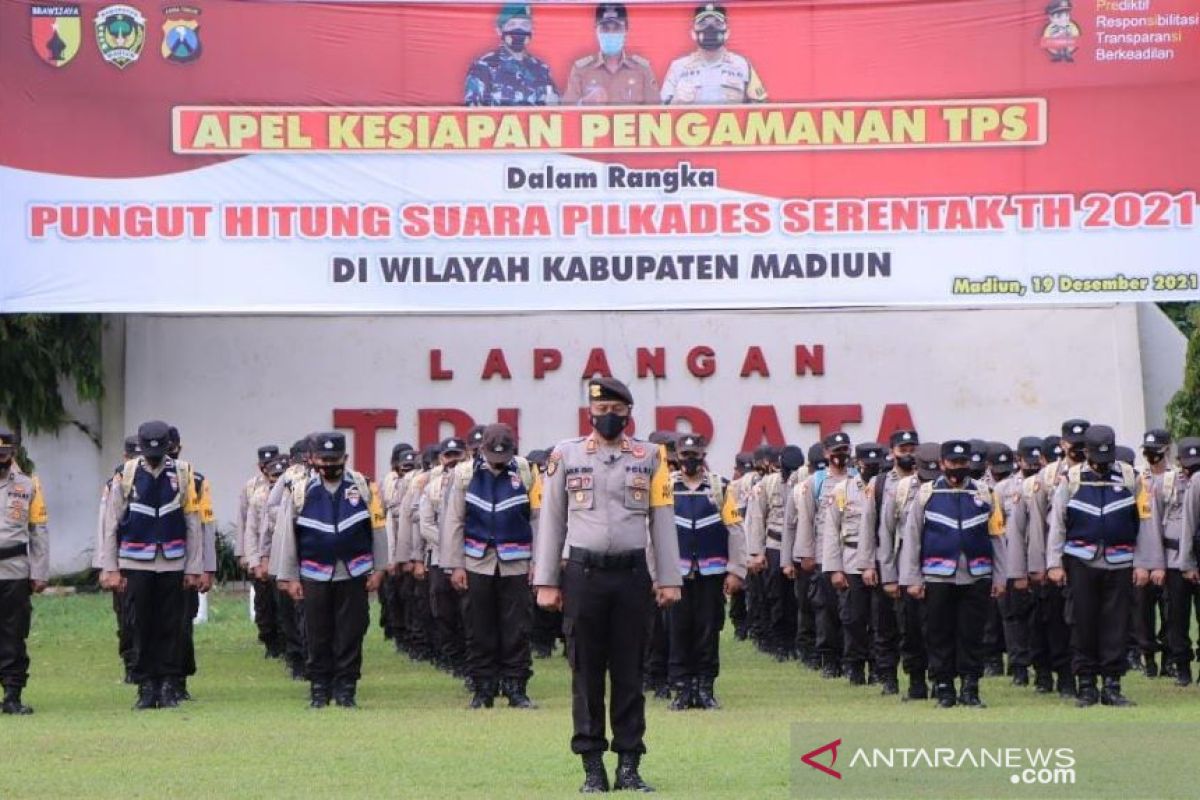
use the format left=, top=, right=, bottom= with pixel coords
left=2, top=591, right=1198, bottom=799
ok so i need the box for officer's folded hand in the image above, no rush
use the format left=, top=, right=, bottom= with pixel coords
left=800, top=557, right=817, bottom=574
left=1185, top=569, right=1199, bottom=584
left=401, top=561, right=414, bottom=575
left=990, top=582, right=1006, bottom=599
left=830, top=571, right=848, bottom=591
left=1012, top=577, right=1029, bottom=592
left=198, top=573, right=214, bottom=594
left=1132, top=567, right=1150, bottom=588
left=536, top=586, right=563, bottom=611
left=1047, top=567, right=1066, bottom=586
left=30, top=580, right=47, bottom=594
left=1149, top=569, right=1166, bottom=587
left=365, top=571, right=384, bottom=593
left=183, top=573, right=201, bottom=590
left=412, top=561, right=427, bottom=580
left=723, top=574, right=744, bottom=596
left=883, top=582, right=900, bottom=599
left=748, top=554, right=767, bottom=574
left=1029, top=571, right=1045, bottom=585
left=284, top=580, right=305, bottom=601
left=451, top=567, right=469, bottom=593
left=781, top=563, right=795, bottom=579
left=656, top=586, right=681, bottom=608
left=906, top=583, right=925, bottom=600
left=386, top=562, right=398, bottom=577
left=862, top=568, right=878, bottom=588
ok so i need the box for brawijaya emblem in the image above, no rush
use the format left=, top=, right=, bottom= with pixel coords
left=30, top=5, right=82, bottom=67
left=95, top=4, right=146, bottom=69
left=162, top=6, right=201, bottom=64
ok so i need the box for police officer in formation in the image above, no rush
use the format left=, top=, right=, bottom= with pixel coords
left=0, top=430, right=49, bottom=715
left=535, top=377, right=681, bottom=793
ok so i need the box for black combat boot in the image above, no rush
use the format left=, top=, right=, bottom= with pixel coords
left=983, top=657, right=1004, bottom=677
left=958, top=676, right=986, bottom=708
left=934, top=681, right=957, bottom=709
left=1125, top=649, right=1142, bottom=672
left=653, top=681, right=671, bottom=701
left=866, top=662, right=878, bottom=685
left=1174, top=663, right=1193, bottom=687
left=308, top=681, right=331, bottom=709
left=177, top=678, right=192, bottom=701
left=1011, top=666, right=1029, bottom=687
left=1143, top=653, right=1158, bottom=678
left=333, top=680, right=359, bottom=709
left=614, top=752, right=654, bottom=792
left=1, top=685, right=33, bottom=715
left=1075, top=675, right=1098, bottom=707
left=580, top=752, right=609, bottom=793
left=733, top=625, right=748, bottom=641
left=1100, top=677, right=1135, bottom=707
left=1033, top=669, right=1053, bottom=694
left=502, top=678, right=536, bottom=709
left=133, top=681, right=158, bottom=711
left=904, top=669, right=928, bottom=701
left=694, top=678, right=720, bottom=710
left=846, top=663, right=866, bottom=686
left=879, top=670, right=899, bottom=696
left=819, top=657, right=842, bottom=680
left=158, top=678, right=182, bottom=709
left=668, top=680, right=694, bottom=711
left=469, top=679, right=496, bottom=709
left=1055, top=670, right=1076, bottom=699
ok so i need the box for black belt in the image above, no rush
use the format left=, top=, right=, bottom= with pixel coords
left=1163, top=539, right=1179, bottom=552
left=766, top=530, right=782, bottom=542
left=568, top=546, right=645, bottom=571
left=0, top=543, right=28, bottom=560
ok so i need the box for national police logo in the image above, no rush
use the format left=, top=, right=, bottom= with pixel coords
left=1040, top=0, right=1080, bottom=63
left=161, top=6, right=201, bottom=63
left=31, top=5, right=82, bottom=67
left=95, top=5, right=146, bottom=69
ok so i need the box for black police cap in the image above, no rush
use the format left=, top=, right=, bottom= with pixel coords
left=1142, top=429, right=1171, bottom=450
left=988, top=443, right=1014, bottom=466
left=467, top=425, right=487, bottom=445
left=855, top=443, right=885, bottom=462
left=889, top=429, right=919, bottom=447
left=916, top=442, right=942, bottom=479
left=313, top=432, right=347, bottom=457
left=1115, top=446, right=1135, bottom=466
left=1178, top=438, right=1200, bottom=468
left=1083, top=424, right=1116, bottom=463
left=1061, top=418, right=1090, bottom=444
left=440, top=437, right=466, bottom=454
left=807, top=443, right=826, bottom=466
left=734, top=452, right=754, bottom=470
left=588, top=377, right=634, bottom=405
left=752, top=444, right=774, bottom=463
left=676, top=434, right=707, bottom=456
left=258, top=444, right=281, bottom=463
left=137, top=420, right=172, bottom=457
left=823, top=431, right=851, bottom=450
left=780, top=445, right=805, bottom=471
left=1016, top=436, right=1044, bottom=459
left=694, top=2, right=727, bottom=22
left=595, top=3, right=627, bottom=23
left=124, top=435, right=142, bottom=458
left=941, top=440, right=972, bottom=461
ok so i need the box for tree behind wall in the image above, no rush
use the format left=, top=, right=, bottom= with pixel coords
left=1166, top=304, right=1200, bottom=440
left=0, top=315, right=104, bottom=470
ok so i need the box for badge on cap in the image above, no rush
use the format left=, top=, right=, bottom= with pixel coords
left=150, top=439, right=159, bottom=447
left=1146, top=434, right=1157, bottom=443
left=324, top=440, right=334, bottom=450
left=902, top=433, right=912, bottom=441
left=1073, top=425, right=1084, bottom=434
left=589, top=384, right=602, bottom=398
left=954, top=445, right=965, bottom=454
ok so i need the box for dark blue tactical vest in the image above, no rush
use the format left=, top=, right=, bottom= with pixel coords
left=117, top=459, right=187, bottom=561
left=673, top=476, right=729, bottom=576
left=294, top=474, right=374, bottom=581
left=920, top=477, right=993, bottom=578
left=464, top=461, right=533, bottom=561
left=1064, top=467, right=1139, bottom=565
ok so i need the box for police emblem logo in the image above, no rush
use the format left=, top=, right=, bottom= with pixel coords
left=161, top=6, right=201, bottom=64
left=510, top=475, right=522, bottom=490
left=346, top=486, right=361, bottom=506
left=168, top=474, right=179, bottom=493
left=95, top=5, right=146, bottom=69
left=31, top=5, right=82, bottom=67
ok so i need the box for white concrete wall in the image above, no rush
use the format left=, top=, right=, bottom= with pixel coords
left=1138, top=304, right=1188, bottom=428
left=32, top=303, right=1180, bottom=576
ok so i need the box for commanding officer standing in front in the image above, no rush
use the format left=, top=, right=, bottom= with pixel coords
left=0, top=431, right=49, bottom=715
left=535, top=378, right=681, bottom=794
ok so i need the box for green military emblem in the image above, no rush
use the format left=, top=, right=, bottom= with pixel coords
left=95, top=4, right=146, bottom=69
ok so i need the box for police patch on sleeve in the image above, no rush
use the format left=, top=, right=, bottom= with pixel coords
left=546, top=450, right=561, bottom=477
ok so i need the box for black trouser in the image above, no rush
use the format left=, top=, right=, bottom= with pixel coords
left=301, top=575, right=369, bottom=687
left=1064, top=556, right=1131, bottom=679
left=377, top=572, right=395, bottom=639
left=812, top=569, right=843, bottom=663
left=999, top=582, right=1034, bottom=669
left=765, top=547, right=796, bottom=652
left=837, top=574, right=871, bottom=670
left=113, top=588, right=137, bottom=669
left=430, top=567, right=465, bottom=666
left=1130, top=582, right=1162, bottom=658
left=253, top=576, right=280, bottom=651
left=0, top=579, right=32, bottom=689
left=793, top=568, right=816, bottom=657
left=409, top=572, right=435, bottom=654
left=531, top=600, right=563, bottom=650
left=923, top=580, right=990, bottom=684
left=181, top=587, right=199, bottom=678
left=385, top=573, right=406, bottom=643
left=562, top=559, right=653, bottom=756
left=123, top=569, right=185, bottom=684
left=729, top=585, right=747, bottom=632
left=1164, top=569, right=1196, bottom=670
left=870, top=586, right=900, bottom=673
left=900, top=591, right=928, bottom=674
left=277, top=584, right=306, bottom=667
left=644, top=606, right=669, bottom=683
left=1030, top=581, right=1070, bottom=674
left=465, top=569, right=533, bottom=683
left=982, top=597, right=1005, bottom=664
left=746, top=569, right=767, bottom=642
left=667, top=573, right=725, bottom=683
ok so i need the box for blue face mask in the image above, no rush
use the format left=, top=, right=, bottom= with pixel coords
left=598, top=31, right=625, bottom=56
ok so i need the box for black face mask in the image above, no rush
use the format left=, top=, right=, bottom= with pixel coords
left=696, top=28, right=725, bottom=50
left=1068, top=446, right=1086, bottom=463
left=0, top=455, right=11, bottom=473
left=1186, top=464, right=1200, bottom=477
left=504, top=31, right=530, bottom=52
left=1087, top=460, right=1113, bottom=474
left=1021, top=466, right=1040, bottom=478
left=829, top=453, right=849, bottom=469
left=859, top=463, right=880, bottom=482
left=991, top=467, right=1014, bottom=481
left=1143, top=450, right=1164, bottom=465
left=591, top=413, right=628, bottom=441
left=945, top=466, right=971, bottom=483
left=681, top=457, right=703, bottom=476
left=968, top=465, right=987, bottom=480
left=895, top=455, right=916, bottom=471
left=144, top=455, right=164, bottom=469
left=320, top=464, right=344, bottom=481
